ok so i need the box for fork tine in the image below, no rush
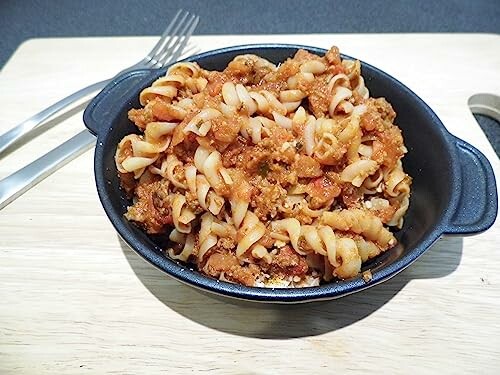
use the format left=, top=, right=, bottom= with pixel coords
left=155, top=15, right=200, bottom=67
left=149, top=12, right=194, bottom=64
left=149, top=11, right=190, bottom=61
left=146, top=9, right=186, bottom=59
left=167, top=16, right=200, bottom=62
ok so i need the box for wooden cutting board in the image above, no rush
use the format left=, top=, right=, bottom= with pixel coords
left=0, top=34, right=499, bottom=374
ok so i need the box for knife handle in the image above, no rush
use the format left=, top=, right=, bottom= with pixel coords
left=0, top=130, right=96, bottom=210
left=0, top=80, right=107, bottom=156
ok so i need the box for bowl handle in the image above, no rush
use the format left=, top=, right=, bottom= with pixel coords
left=83, top=69, right=154, bottom=137
left=444, top=136, right=498, bottom=235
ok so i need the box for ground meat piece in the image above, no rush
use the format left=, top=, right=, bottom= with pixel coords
left=238, top=145, right=273, bottom=174
left=250, top=179, right=287, bottom=220
left=252, top=58, right=295, bottom=93
left=277, top=58, right=301, bottom=79
left=226, top=55, right=277, bottom=86
left=151, top=186, right=170, bottom=211
left=360, top=98, right=396, bottom=131
left=150, top=99, right=187, bottom=121
left=229, top=264, right=260, bottom=286
left=294, top=210, right=314, bottom=225
left=221, top=137, right=248, bottom=168
left=210, top=115, right=241, bottom=144
left=293, top=155, right=323, bottom=178
left=372, top=204, right=398, bottom=224
left=204, top=252, right=238, bottom=273
left=253, top=80, right=288, bottom=96
left=227, top=168, right=252, bottom=201
left=171, top=142, right=195, bottom=164
left=267, top=126, right=295, bottom=149
left=373, top=97, right=396, bottom=122
left=325, top=46, right=341, bottom=66
left=270, top=246, right=309, bottom=277
left=305, top=176, right=341, bottom=209
left=267, top=164, right=298, bottom=187
left=218, top=237, right=236, bottom=251
left=341, top=184, right=363, bottom=208
left=257, top=230, right=275, bottom=249
left=226, top=58, right=255, bottom=78
left=203, top=252, right=258, bottom=286
left=125, top=179, right=173, bottom=234
left=371, top=126, right=404, bottom=169
left=360, top=110, right=382, bottom=132
left=233, top=133, right=296, bottom=183
left=128, top=107, right=154, bottom=130
left=205, top=71, right=229, bottom=97
left=306, top=76, right=332, bottom=118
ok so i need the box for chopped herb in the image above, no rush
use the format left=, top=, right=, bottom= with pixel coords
left=258, top=162, right=270, bottom=177
left=295, top=141, right=303, bottom=151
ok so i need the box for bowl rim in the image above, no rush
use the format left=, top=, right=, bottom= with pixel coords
left=92, top=43, right=460, bottom=303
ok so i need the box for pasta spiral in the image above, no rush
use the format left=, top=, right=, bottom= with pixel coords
left=321, top=209, right=396, bottom=248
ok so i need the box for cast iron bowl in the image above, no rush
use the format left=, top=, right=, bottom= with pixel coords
left=83, top=44, right=498, bottom=303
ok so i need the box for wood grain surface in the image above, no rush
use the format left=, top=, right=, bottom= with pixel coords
left=0, top=34, right=499, bottom=375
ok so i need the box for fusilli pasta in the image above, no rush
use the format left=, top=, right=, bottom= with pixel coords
left=118, top=46, right=412, bottom=288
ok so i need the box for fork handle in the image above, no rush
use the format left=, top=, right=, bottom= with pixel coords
left=0, top=80, right=108, bottom=155
left=0, top=130, right=96, bottom=210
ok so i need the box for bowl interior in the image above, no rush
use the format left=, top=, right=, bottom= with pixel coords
left=94, top=45, right=455, bottom=301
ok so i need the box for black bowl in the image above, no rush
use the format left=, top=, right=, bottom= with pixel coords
left=83, top=44, right=498, bottom=303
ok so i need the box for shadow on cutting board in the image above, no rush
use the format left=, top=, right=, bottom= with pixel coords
left=119, top=236, right=463, bottom=339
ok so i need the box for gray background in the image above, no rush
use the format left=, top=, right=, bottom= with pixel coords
left=2, top=0, right=500, bottom=68
left=1, top=0, right=499, bottom=153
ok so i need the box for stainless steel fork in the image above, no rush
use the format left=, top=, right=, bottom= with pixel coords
left=0, top=9, right=199, bottom=156
left=0, top=10, right=199, bottom=210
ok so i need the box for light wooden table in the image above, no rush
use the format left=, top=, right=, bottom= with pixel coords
left=0, top=34, right=499, bottom=374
